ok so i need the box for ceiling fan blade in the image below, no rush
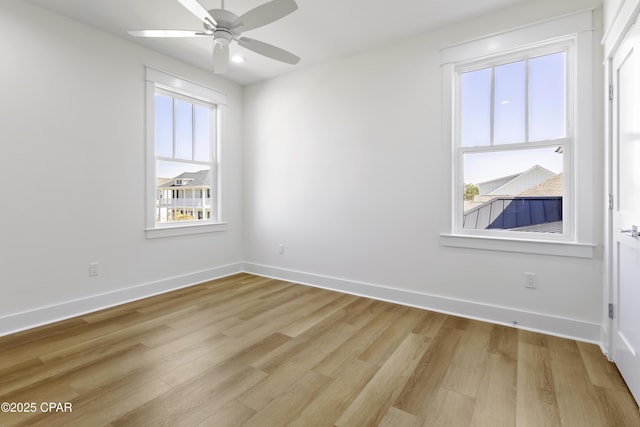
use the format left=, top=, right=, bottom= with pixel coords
left=212, top=44, right=229, bottom=74
left=128, top=30, right=211, bottom=37
left=231, top=0, right=298, bottom=33
left=238, top=37, right=300, bottom=64
left=176, top=0, right=217, bottom=28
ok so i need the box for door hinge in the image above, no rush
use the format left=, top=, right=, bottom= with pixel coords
left=609, top=84, right=614, bottom=101
left=609, top=303, right=614, bottom=319
left=609, top=193, right=614, bottom=210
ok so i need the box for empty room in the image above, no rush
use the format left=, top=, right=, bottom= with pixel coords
left=1, top=0, right=639, bottom=425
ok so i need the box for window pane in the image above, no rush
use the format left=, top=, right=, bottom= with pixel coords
left=175, top=99, right=193, bottom=160
left=156, top=160, right=212, bottom=224
left=529, top=52, right=566, bottom=141
left=463, top=146, right=563, bottom=233
left=194, top=105, right=211, bottom=162
left=494, top=60, right=526, bottom=144
left=460, top=68, right=491, bottom=146
left=155, top=94, right=173, bottom=158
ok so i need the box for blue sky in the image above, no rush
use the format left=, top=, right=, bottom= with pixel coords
left=460, top=51, right=565, bottom=185
left=155, top=93, right=212, bottom=179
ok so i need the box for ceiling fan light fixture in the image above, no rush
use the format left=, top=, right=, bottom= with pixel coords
left=213, top=29, right=233, bottom=46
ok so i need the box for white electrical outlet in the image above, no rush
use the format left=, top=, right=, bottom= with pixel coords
left=278, top=244, right=285, bottom=255
left=89, top=262, right=99, bottom=277
left=524, top=272, right=536, bottom=289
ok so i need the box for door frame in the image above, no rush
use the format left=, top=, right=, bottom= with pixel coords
left=602, top=0, right=640, bottom=358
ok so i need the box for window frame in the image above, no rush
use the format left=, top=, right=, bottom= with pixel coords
left=145, top=67, right=227, bottom=239
left=454, top=41, right=574, bottom=242
left=440, top=10, right=596, bottom=258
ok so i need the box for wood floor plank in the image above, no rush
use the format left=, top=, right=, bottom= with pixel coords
left=0, top=273, right=638, bottom=427
left=358, top=305, right=427, bottom=366
left=411, top=310, right=448, bottom=338
left=112, top=367, right=267, bottom=427
left=421, top=387, right=475, bottom=427
left=242, top=370, right=331, bottom=427
left=252, top=300, right=355, bottom=373
left=232, top=281, right=312, bottom=321
left=393, top=326, right=464, bottom=418
left=577, top=341, right=629, bottom=391
left=546, top=335, right=609, bottom=427
left=289, top=358, right=378, bottom=426
left=489, top=323, right=518, bottom=360
left=592, top=384, right=640, bottom=427
left=221, top=288, right=323, bottom=339
left=440, top=321, right=492, bottom=398
left=0, top=317, right=88, bottom=352
left=277, top=292, right=357, bottom=337
left=515, top=341, right=560, bottom=427
left=334, top=333, right=432, bottom=427
left=157, top=331, right=290, bottom=388
left=379, top=406, right=421, bottom=427
left=31, top=377, right=171, bottom=427
left=197, top=399, right=256, bottom=427
left=312, top=302, right=404, bottom=377
left=470, top=352, right=517, bottom=427
left=341, top=297, right=383, bottom=328
left=519, top=329, right=547, bottom=347
left=238, top=322, right=356, bottom=411
left=0, top=381, right=79, bottom=427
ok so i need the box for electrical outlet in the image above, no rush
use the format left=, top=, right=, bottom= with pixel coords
left=278, top=244, right=285, bottom=255
left=89, top=262, right=99, bottom=277
left=524, top=272, right=536, bottom=289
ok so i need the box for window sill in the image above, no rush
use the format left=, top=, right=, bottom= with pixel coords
left=146, top=222, right=228, bottom=239
left=440, top=233, right=595, bottom=258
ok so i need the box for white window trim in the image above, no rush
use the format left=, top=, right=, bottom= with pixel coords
left=440, top=10, right=596, bottom=258
left=145, top=67, right=228, bottom=239
left=454, top=42, right=574, bottom=242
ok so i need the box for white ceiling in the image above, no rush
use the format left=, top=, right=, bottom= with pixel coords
left=26, top=0, right=531, bottom=86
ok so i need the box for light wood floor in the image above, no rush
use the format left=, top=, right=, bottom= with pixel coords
left=0, top=273, right=638, bottom=426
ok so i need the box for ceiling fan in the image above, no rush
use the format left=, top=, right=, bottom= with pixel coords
left=128, top=0, right=300, bottom=74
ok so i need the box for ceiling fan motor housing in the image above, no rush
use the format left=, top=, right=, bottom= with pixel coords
left=208, top=9, right=239, bottom=46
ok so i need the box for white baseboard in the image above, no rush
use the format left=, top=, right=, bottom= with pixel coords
left=243, top=262, right=602, bottom=344
left=0, top=262, right=243, bottom=337
left=0, top=261, right=602, bottom=345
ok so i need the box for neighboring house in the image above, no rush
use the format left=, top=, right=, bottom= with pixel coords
left=478, top=165, right=557, bottom=196
left=464, top=165, right=559, bottom=212
left=156, top=170, right=212, bottom=222
left=464, top=169, right=563, bottom=232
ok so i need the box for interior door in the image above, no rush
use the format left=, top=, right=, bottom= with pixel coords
left=611, top=17, right=640, bottom=407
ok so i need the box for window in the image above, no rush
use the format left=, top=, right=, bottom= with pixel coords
left=458, top=47, right=569, bottom=236
left=145, top=68, right=227, bottom=238
left=440, top=11, right=596, bottom=258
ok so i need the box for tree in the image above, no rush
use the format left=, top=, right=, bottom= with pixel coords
left=464, top=183, right=479, bottom=201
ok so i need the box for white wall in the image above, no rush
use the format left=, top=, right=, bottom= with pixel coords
left=0, top=0, right=244, bottom=333
left=244, top=0, right=605, bottom=341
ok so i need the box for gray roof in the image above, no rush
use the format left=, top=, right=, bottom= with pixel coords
left=509, top=221, right=563, bottom=233
left=159, top=170, right=211, bottom=188
left=517, top=173, right=563, bottom=197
